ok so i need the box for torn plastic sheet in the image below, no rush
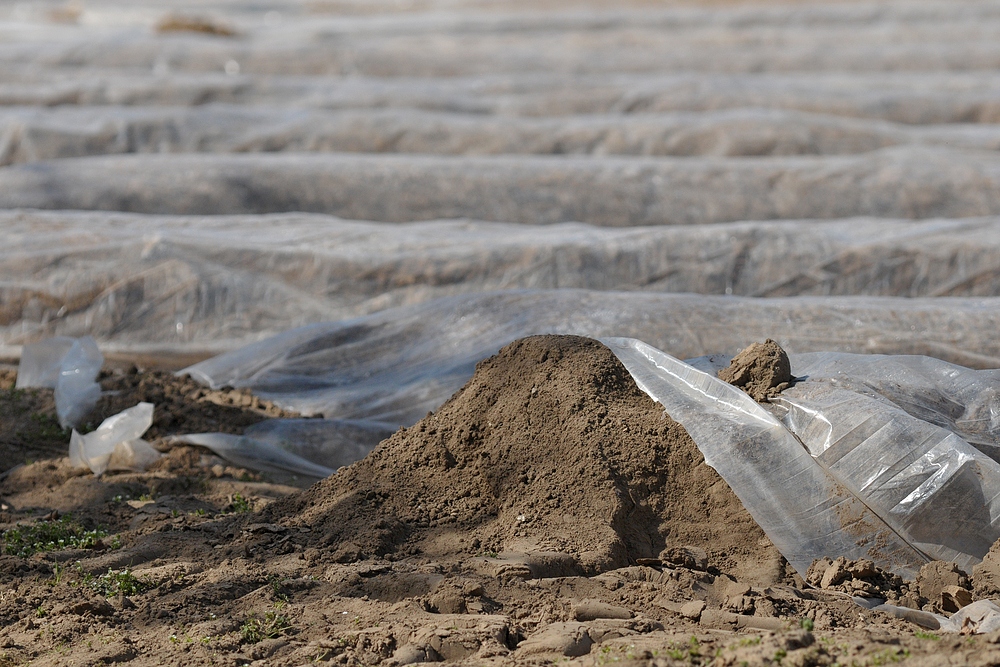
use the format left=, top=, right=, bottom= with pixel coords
left=600, top=337, right=928, bottom=579
left=167, top=433, right=335, bottom=480
left=68, top=402, right=161, bottom=476
left=16, top=335, right=103, bottom=428
left=242, top=418, right=396, bottom=472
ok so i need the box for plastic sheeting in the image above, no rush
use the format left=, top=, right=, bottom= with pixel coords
left=180, top=289, right=1000, bottom=428
left=7, top=212, right=1000, bottom=354
left=3, top=147, right=1000, bottom=223
left=16, top=335, right=103, bottom=428
left=4, top=70, right=1000, bottom=124
left=68, top=401, right=161, bottom=475
left=8, top=106, right=1000, bottom=165
left=774, top=386, right=1000, bottom=572
left=167, top=432, right=335, bottom=479
left=784, top=353, right=1000, bottom=463
left=602, top=337, right=927, bottom=578
left=6, top=3, right=1000, bottom=78
left=243, top=418, right=395, bottom=471
left=605, top=338, right=1000, bottom=577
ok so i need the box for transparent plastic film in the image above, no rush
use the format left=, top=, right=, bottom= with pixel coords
left=774, top=385, right=1000, bottom=572
left=167, top=433, right=335, bottom=479
left=787, top=352, right=1000, bottom=464
left=601, top=337, right=928, bottom=579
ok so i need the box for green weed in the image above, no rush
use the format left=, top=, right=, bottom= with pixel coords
left=1, top=516, right=114, bottom=557
left=88, top=568, right=151, bottom=597
left=229, top=494, right=253, bottom=514
left=240, top=610, right=291, bottom=644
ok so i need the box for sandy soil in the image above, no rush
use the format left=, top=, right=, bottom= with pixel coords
left=2, top=336, right=999, bottom=667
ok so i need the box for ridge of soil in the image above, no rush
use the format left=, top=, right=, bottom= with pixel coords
left=270, top=335, right=787, bottom=584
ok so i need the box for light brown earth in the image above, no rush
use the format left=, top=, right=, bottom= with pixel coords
left=1, top=336, right=999, bottom=666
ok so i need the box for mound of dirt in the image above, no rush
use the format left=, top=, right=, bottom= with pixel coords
left=268, top=335, right=787, bottom=584
left=718, top=338, right=793, bottom=401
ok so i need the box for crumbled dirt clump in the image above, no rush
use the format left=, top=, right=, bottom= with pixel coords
left=268, top=335, right=787, bottom=583
left=910, top=560, right=974, bottom=614
left=806, top=557, right=905, bottom=601
left=718, top=338, right=793, bottom=401
left=974, top=538, right=1000, bottom=599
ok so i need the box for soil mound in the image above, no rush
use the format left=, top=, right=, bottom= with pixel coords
left=718, top=338, right=792, bottom=402
left=268, top=335, right=785, bottom=582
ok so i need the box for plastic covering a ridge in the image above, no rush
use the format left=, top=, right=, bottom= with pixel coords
left=774, top=386, right=1000, bottom=572
left=6, top=107, right=1000, bottom=164
left=4, top=148, right=1000, bottom=224
left=606, top=339, right=1000, bottom=575
left=6, top=71, right=1000, bottom=124
left=600, top=337, right=928, bottom=578
left=9, top=212, right=1000, bottom=357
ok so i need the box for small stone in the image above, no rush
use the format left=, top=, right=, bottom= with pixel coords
left=393, top=644, right=431, bottom=665
left=679, top=600, right=706, bottom=621
left=847, top=559, right=877, bottom=579
left=661, top=546, right=708, bottom=571
left=70, top=599, right=115, bottom=616
left=806, top=558, right=833, bottom=587
left=821, top=557, right=848, bottom=589
left=572, top=599, right=632, bottom=621
left=942, top=585, right=974, bottom=613
left=518, top=622, right=593, bottom=657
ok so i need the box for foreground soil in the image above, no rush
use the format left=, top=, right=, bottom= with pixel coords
left=1, top=336, right=999, bottom=666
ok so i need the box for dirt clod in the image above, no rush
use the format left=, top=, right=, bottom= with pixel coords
left=718, top=338, right=793, bottom=401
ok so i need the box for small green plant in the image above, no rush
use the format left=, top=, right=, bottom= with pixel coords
left=666, top=636, right=701, bottom=664
left=268, top=575, right=289, bottom=603
left=229, top=494, right=253, bottom=514
left=914, top=630, right=940, bottom=641
left=35, top=605, right=46, bottom=618
left=867, top=647, right=910, bottom=665
left=799, top=617, right=815, bottom=631
left=240, top=610, right=291, bottom=644
left=88, top=568, right=151, bottom=597
left=1, top=516, right=114, bottom=557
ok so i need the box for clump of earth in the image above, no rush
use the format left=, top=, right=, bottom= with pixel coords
left=718, top=338, right=793, bottom=401
left=1, top=335, right=999, bottom=666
